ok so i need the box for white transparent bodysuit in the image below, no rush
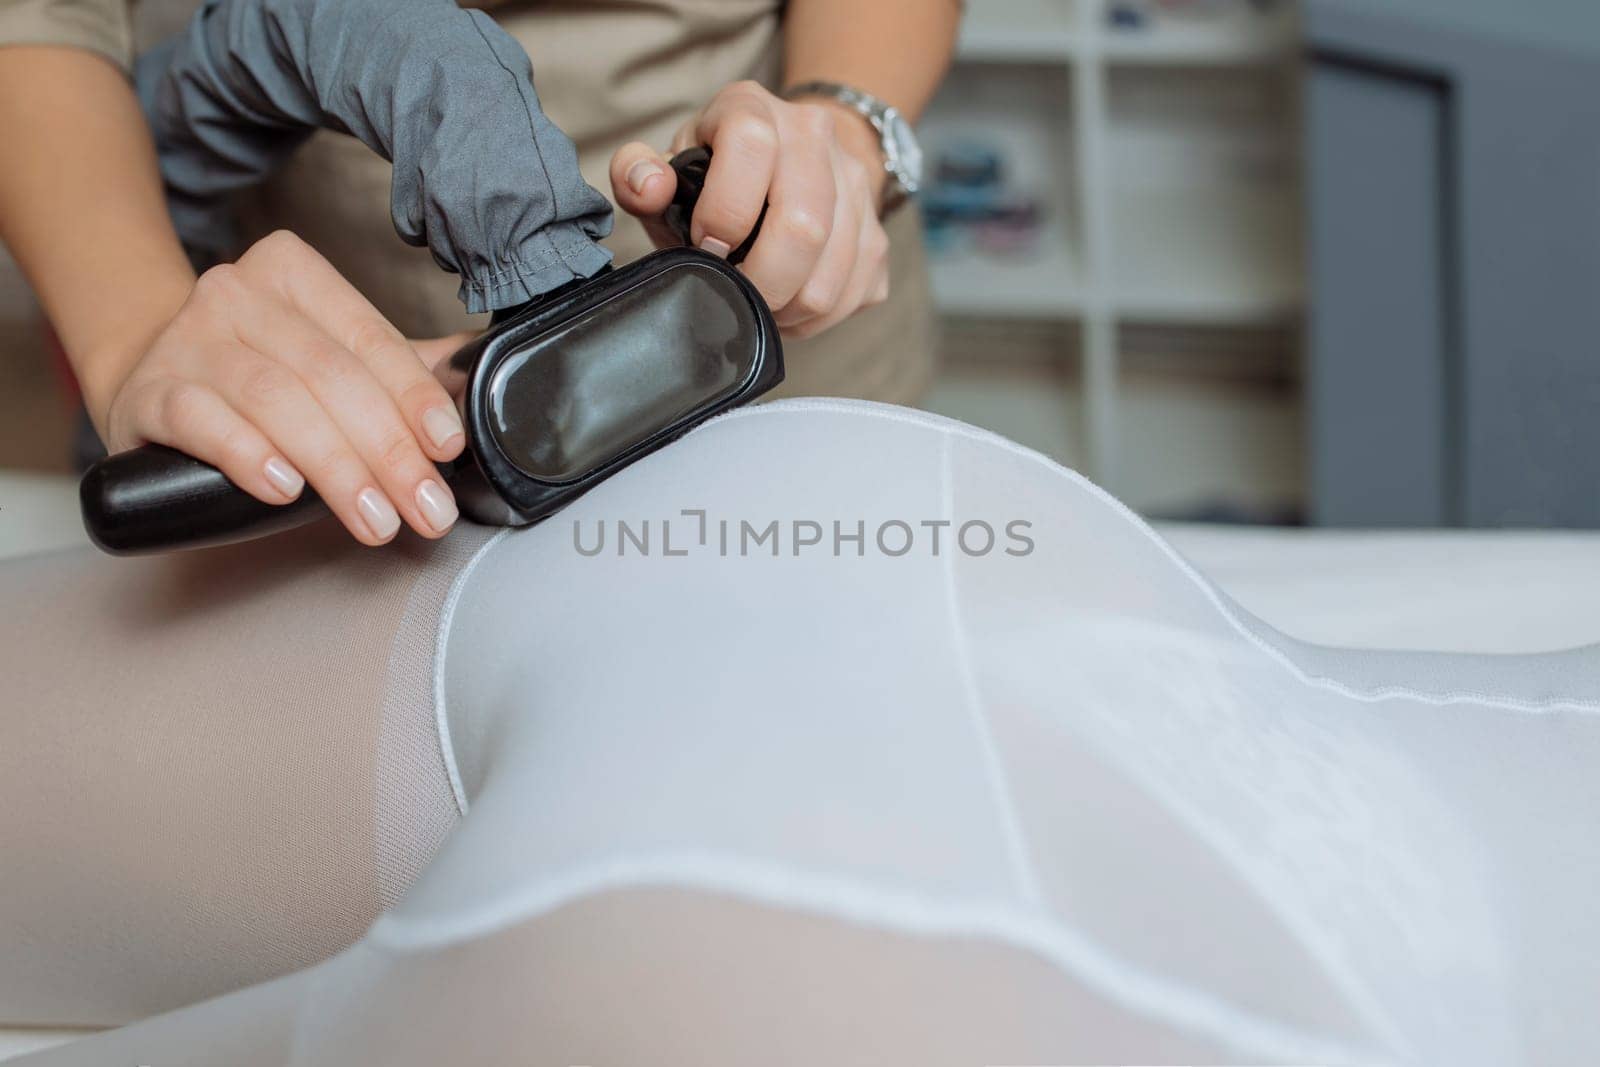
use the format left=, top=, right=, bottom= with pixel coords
left=3, top=401, right=1597, bottom=1066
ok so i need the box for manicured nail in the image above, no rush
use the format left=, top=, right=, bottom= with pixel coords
left=422, top=405, right=465, bottom=451
left=699, top=236, right=732, bottom=259
left=357, top=487, right=401, bottom=542
left=415, top=479, right=458, bottom=534
left=625, top=158, right=664, bottom=196
left=263, top=457, right=304, bottom=500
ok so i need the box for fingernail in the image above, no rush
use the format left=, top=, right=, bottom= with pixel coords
left=625, top=158, right=664, bottom=196
left=415, top=478, right=458, bottom=535
left=699, top=236, right=732, bottom=259
left=357, top=487, right=401, bottom=542
left=422, top=405, right=465, bottom=451
left=263, top=457, right=304, bottom=500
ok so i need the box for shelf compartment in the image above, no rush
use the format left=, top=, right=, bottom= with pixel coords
left=1106, top=65, right=1302, bottom=324
left=1101, top=4, right=1298, bottom=66
left=930, top=234, right=1085, bottom=319
left=957, top=0, right=1080, bottom=63
left=1113, top=366, right=1303, bottom=518
left=957, top=0, right=1297, bottom=67
left=920, top=62, right=1081, bottom=319
left=923, top=329, right=1303, bottom=518
left=1110, top=185, right=1301, bottom=324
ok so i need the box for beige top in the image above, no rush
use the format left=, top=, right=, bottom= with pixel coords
left=1, top=0, right=936, bottom=405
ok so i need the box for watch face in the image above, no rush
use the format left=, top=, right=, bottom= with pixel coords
left=886, top=111, right=922, bottom=192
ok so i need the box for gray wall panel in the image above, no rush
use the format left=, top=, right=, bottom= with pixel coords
left=1454, top=58, right=1600, bottom=525
left=1306, top=2, right=1600, bottom=527
left=1306, top=63, right=1448, bottom=525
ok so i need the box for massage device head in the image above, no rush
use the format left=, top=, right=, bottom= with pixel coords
left=79, top=148, right=783, bottom=553
left=440, top=246, right=780, bottom=527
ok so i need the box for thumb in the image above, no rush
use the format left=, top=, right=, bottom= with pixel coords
left=609, top=141, right=680, bottom=248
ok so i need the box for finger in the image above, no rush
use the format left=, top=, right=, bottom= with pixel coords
left=362, top=339, right=466, bottom=468
left=236, top=231, right=465, bottom=464
left=609, top=141, right=676, bottom=219
left=230, top=292, right=459, bottom=540
left=788, top=214, right=891, bottom=340
left=692, top=87, right=781, bottom=256
left=736, top=103, right=837, bottom=310
left=212, top=343, right=409, bottom=547
left=121, top=375, right=306, bottom=507
left=669, top=121, right=697, bottom=155
left=773, top=165, right=861, bottom=331
left=609, top=141, right=681, bottom=250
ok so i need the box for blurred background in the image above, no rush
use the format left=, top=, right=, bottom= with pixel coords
left=2, top=0, right=1599, bottom=531
left=919, top=0, right=1600, bottom=527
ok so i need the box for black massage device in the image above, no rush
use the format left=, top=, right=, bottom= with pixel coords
left=80, top=148, right=782, bottom=554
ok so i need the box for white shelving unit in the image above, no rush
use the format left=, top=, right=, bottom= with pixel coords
left=922, top=0, right=1302, bottom=492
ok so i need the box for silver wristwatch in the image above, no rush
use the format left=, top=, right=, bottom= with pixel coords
left=784, top=81, right=923, bottom=213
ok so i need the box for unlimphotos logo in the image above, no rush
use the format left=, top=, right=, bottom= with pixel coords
left=573, top=509, right=1035, bottom=558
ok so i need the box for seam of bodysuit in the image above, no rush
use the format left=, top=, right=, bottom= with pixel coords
left=935, top=428, right=1045, bottom=906
left=368, top=852, right=1390, bottom=1067
left=807, top=403, right=1406, bottom=1056
left=432, top=527, right=513, bottom=817
left=712, top=399, right=1600, bottom=714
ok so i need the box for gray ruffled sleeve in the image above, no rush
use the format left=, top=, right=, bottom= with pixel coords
left=136, top=0, right=614, bottom=313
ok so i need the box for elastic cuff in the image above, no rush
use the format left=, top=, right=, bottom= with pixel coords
left=457, top=225, right=614, bottom=315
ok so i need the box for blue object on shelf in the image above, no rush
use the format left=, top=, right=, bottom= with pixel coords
left=1107, top=2, right=1147, bottom=30
left=933, top=143, right=1005, bottom=189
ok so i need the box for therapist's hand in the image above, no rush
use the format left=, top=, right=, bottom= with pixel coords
left=609, top=80, right=891, bottom=340
left=96, top=230, right=470, bottom=546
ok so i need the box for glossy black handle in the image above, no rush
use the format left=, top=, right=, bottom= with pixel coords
left=80, top=444, right=330, bottom=555
left=662, top=146, right=767, bottom=264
